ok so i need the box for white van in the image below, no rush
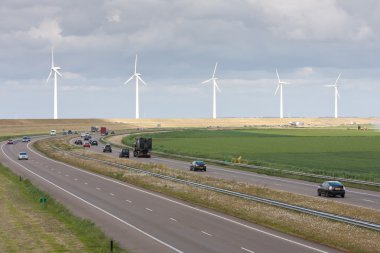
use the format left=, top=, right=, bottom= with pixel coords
left=50, top=130, right=56, bottom=136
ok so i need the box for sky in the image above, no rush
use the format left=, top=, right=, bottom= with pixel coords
left=1, top=0, right=380, bottom=119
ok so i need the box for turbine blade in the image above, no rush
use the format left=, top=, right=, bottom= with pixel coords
left=276, top=68, right=281, bottom=83
left=215, top=82, right=221, bottom=92
left=124, top=75, right=134, bottom=84
left=55, top=69, right=62, bottom=77
left=274, top=84, right=280, bottom=96
left=325, top=84, right=334, bottom=87
left=336, top=88, right=340, bottom=98
left=46, top=70, right=52, bottom=83
left=135, top=54, right=138, bottom=74
left=138, top=76, right=147, bottom=86
left=202, top=78, right=212, bottom=84
left=335, top=73, right=341, bottom=86
left=280, top=81, right=290, bottom=85
left=51, top=47, right=54, bottom=68
left=212, top=62, right=218, bottom=78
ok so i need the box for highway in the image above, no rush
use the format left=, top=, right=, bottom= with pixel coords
left=0, top=139, right=342, bottom=253
left=85, top=136, right=380, bottom=210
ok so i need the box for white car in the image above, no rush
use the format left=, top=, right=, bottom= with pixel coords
left=50, top=130, right=56, bottom=136
left=18, top=152, right=29, bottom=160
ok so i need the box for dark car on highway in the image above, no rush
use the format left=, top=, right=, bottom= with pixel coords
left=74, top=139, right=83, bottom=145
left=190, top=161, right=207, bottom=172
left=91, top=140, right=98, bottom=146
left=119, top=148, right=130, bottom=158
left=103, top=144, right=112, bottom=153
left=317, top=181, right=345, bottom=198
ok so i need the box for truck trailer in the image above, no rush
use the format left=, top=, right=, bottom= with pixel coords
left=100, top=127, right=108, bottom=136
left=133, top=137, right=152, bottom=158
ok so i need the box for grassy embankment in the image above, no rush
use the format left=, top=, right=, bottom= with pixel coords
left=34, top=136, right=380, bottom=253
left=0, top=163, right=128, bottom=252
left=122, top=128, right=380, bottom=183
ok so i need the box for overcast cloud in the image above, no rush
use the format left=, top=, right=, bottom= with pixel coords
left=0, top=0, right=379, bottom=119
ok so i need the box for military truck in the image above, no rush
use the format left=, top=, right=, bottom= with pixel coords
left=133, top=137, right=152, bottom=158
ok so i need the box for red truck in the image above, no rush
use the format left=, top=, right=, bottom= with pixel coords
left=100, top=127, right=108, bottom=136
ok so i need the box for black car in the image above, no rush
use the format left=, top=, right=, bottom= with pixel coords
left=190, top=161, right=207, bottom=172
left=317, top=181, right=345, bottom=198
left=119, top=148, right=130, bottom=158
left=103, top=144, right=112, bottom=153
left=91, top=140, right=98, bottom=146
left=74, top=139, right=83, bottom=145
left=67, top=130, right=73, bottom=134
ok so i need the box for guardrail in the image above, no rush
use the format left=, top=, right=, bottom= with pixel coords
left=47, top=143, right=380, bottom=232
left=101, top=133, right=380, bottom=188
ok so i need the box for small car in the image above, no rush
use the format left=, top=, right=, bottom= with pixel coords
left=190, top=161, right=207, bottom=171
left=90, top=140, right=98, bottom=146
left=119, top=148, right=130, bottom=158
left=103, top=144, right=112, bottom=153
left=67, top=130, right=73, bottom=134
left=22, top=136, right=31, bottom=142
left=74, top=139, right=83, bottom=145
left=7, top=139, right=14, bottom=144
left=83, top=142, right=91, bottom=148
left=317, top=181, right=345, bottom=198
left=18, top=152, right=29, bottom=160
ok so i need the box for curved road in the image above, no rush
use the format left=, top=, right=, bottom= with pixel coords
left=0, top=138, right=342, bottom=253
left=86, top=136, right=380, bottom=210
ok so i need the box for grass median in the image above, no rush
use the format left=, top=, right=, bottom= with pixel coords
left=34, top=136, right=380, bottom=253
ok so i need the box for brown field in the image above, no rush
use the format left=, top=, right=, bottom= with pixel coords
left=0, top=117, right=379, bottom=137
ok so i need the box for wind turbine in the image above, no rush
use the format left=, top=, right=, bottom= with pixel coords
left=202, top=62, right=221, bottom=119
left=325, top=73, right=341, bottom=118
left=124, top=54, right=146, bottom=119
left=274, top=68, right=290, bottom=119
left=46, top=48, right=62, bottom=120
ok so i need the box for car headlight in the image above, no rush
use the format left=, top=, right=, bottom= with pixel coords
left=329, top=186, right=332, bottom=190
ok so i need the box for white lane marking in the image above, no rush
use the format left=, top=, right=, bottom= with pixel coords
left=145, top=208, right=153, bottom=212
left=96, top=187, right=101, bottom=190
left=65, top=174, right=69, bottom=177
left=125, top=199, right=132, bottom=203
left=25, top=142, right=329, bottom=253
left=170, top=218, right=177, bottom=222
left=362, top=199, right=375, bottom=203
left=110, top=193, right=115, bottom=196
left=74, top=178, right=78, bottom=181
left=84, top=182, right=88, bottom=185
left=241, top=247, right=255, bottom=253
left=201, top=231, right=212, bottom=237
left=1, top=143, right=184, bottom=253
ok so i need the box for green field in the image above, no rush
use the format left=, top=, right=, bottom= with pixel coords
left=124, top=128, right=380, bottom=182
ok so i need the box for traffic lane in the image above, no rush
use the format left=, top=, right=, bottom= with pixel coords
left=1, top=142, right=173, bottom=253
left=78, top=138, right=380, bottom=210
left=5, top=141, right=341, bottom=253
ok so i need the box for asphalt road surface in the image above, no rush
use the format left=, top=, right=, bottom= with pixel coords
left=82, top=136, right=380, bottom=210
left=0, top=139, right=342, bottom=253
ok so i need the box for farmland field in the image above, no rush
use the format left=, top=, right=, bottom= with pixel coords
left=124, top=128, right=380, bottom=182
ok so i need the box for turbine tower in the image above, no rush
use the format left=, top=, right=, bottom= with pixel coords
left=325, top=73, right=341, bottom=118
left=202, top=62, right=221, bottom=119
left=124, top=54, right=146, bottom=119
left=46, top=48, right=62, bottom=120
left=274, top=69, right=290, bottom=119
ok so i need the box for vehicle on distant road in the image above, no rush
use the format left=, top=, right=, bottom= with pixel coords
left=22, top=136, right=31, bottom=142
left=74, top=139, right=83, bottom=145
left=103, top=144, right=112, bottom=153
left=90, top=140, right=98, bottom=146
left=119, top=148, right=130, bottom=158
left=100, top=127, right=108, bottom=136
left=7, top=139, right=14, bottom=144
left=67, top=130, right=73, bottom=134
left=83, top=142, right=91, bottom=148
left=317, top=181, right=345, bottom=198
left=18, top=152, right=29, bottom=160
left=133, top=137, right=152, bottom=158
left=190, top=161, right=207, bottom=172
left=50, top=130, right=56, bottom=136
